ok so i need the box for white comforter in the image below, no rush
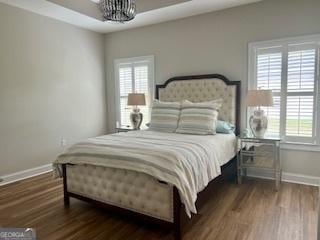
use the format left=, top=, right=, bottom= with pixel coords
left=54, top=130, right=236, bottom=217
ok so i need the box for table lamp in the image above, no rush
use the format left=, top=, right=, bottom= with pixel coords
left=246, top=89, right=274, bottom=138
left=127, top=93, right=146, bottom=130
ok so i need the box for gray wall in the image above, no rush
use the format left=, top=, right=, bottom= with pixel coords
left=105, top=0, right=320, bottom=177
left=0, top=3, right=107, bottom=175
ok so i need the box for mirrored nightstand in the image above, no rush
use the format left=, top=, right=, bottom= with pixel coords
left=237, top=135, right=282, bottom=190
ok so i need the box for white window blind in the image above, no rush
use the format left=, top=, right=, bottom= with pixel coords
left=286, top=48, right=316, bottom=140
left=249, top=35, right=320, bottom=146
left=256, top=51, right=282, bottom=136
left=115, top=56, right=154, bottom=128
left=134, top=65, right=150, bottom=127
left=119, top=65, right=132, bottom=126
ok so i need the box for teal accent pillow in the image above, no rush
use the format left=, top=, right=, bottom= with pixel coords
left=216, top=120, right=235, bottom=134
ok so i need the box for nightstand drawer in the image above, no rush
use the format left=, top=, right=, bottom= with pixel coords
left=241, top=144, right=275, bottom=156
left=240, top=144, right=276, bottom=169
left=115, top=127, right=136, bottom=133
left=241, top=154, right=275, bottom=169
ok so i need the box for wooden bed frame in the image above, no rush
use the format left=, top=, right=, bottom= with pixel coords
left=62, top=74, right=241, bottom=240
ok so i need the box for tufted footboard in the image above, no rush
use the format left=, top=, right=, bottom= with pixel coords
left=65, top=164, right=175, bottom=222
left=62, top=163, right=182, bottom=239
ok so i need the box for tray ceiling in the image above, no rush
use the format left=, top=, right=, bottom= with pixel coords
left=0, top=0, right=262, bottom=33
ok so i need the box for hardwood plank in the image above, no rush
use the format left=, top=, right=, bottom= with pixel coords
left=0, top=174, right=318, bottom=240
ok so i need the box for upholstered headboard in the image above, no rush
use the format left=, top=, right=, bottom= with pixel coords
left=155, top=74, right=241, bottom=135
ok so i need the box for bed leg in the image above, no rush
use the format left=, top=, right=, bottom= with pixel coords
left=62, top=164, right=70, bottom=207
left=173, top=187, right=181, bottom=240
left=174, top=226, right=181, bottom=240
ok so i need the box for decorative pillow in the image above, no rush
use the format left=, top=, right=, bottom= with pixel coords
left=175, top=100, right=221, bottom=135
left=148, top=100, right=181, bottom=132
left=216, top=120, right=235, bottom=134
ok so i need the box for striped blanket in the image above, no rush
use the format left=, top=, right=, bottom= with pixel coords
left=54, top=131, right=230, bottom=217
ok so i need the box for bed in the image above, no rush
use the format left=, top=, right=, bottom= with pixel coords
left=55, top=74, right=241, bottom=240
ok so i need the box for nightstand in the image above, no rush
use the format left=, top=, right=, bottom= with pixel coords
left=115, top=126, right=136, bottom=133
left=237, top=135, right=282, bottom=190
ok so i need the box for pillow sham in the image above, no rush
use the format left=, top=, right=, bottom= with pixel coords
left=148, top=100, right=181, bottom=133
left=181, top=99, right=223, bottom=110
left=175, top=100, right=221, bottom=135
left=216, top=120, right=235, bottom=134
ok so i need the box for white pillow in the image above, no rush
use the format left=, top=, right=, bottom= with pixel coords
left=149, top=100, right=181, bottom=133
left=175, top=99, right=221, bottom=135
left=181, top=99, right=222, bottom=110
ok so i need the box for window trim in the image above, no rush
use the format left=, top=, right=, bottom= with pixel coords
left=114, top=55, right=155, bottom=128
left=248, top=34, right=320, bottom=149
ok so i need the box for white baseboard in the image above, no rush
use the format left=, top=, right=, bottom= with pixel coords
left=0, top=164, right=53, bottom=186
left=246, top=169, right=320, bottom=186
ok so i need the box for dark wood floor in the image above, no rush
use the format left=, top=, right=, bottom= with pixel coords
left=0, top=173, right=318, bottom=240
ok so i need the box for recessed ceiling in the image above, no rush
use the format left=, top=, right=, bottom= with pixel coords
left=46, top=0, right=192, bottom=21
left=0, top=0, right=262, bottom=33
left=90, top=0, right=192, bottom=14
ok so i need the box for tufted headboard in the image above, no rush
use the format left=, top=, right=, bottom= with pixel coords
left=155, top=74, right=241, bottom=135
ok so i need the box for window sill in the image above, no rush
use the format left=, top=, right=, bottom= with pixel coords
left=280, top=142, right=320, bottom=152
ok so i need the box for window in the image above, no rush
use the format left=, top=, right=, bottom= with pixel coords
left=248, top=35, right=320, bottom=145
left=114, top=56, right=154, bottom=128
left=256, top=50, right=282, bottom=136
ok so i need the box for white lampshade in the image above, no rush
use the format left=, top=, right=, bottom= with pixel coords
left=245, top=90, right=274, bottom=107
left=127, top=93, right=146, bottom=106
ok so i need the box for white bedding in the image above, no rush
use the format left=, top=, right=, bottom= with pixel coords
left=197, top=132, right=237, bottom=166
left=54, top=130, right=236, bottom=217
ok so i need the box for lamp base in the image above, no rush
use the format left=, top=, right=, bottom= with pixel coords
left=249, top=109, right=268, bottom=138
left=130, top=108, right=143, bottom=130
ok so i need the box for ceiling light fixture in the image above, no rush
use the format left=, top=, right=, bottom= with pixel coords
left=99, top=0, right=136, bottom=23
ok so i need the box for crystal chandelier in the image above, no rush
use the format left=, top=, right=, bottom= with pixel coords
left=100, top=0, right=136, bottom=23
